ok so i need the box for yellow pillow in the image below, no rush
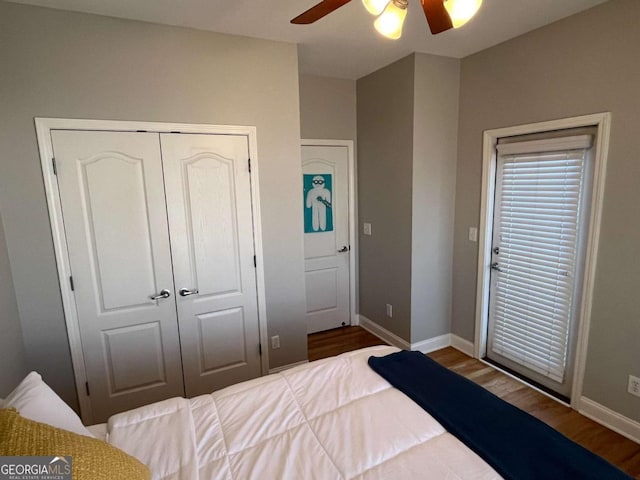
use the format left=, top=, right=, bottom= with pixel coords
left=0, top=409, right=150, bottom=480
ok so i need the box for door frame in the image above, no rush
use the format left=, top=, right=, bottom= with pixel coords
left=474, top=113, right=611, bottom=409
left=301, top=139, right=357, bottom=328
left=35, top=117, right=269, bottom=423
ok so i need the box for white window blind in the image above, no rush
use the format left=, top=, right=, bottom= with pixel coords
left=489, top=135, right=592, bottom=383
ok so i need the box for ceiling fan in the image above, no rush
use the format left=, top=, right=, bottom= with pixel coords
left=291, top=0, right=482, bottom=39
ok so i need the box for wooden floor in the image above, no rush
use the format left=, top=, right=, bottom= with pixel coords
left=308, top=326, right=640, bottom=478
left=307, top=324, right=386, bottom=362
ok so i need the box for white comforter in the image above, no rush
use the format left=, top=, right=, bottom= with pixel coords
left=106, top=346, right=501, bottom=479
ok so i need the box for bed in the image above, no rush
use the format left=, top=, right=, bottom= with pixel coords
left=1, top=345, right=632, bottom=479
left=103, top=345, right=500, bottom=479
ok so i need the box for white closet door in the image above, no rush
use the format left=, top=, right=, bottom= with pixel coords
left=52, top=130, right=184, bottom=423
left=160, top=133, right=261, bottom=397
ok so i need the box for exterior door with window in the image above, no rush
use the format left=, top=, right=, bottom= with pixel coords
left=487, top=134, right=594, bottom=399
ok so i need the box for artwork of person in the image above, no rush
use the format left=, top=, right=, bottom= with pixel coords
left=306, top=175, right=332, bottom=232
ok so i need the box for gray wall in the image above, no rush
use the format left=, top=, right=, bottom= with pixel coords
left=0, top=212, right=28, bottom=396
left=299, top=74, right=357, bottom=141
left=410, top=54, right=459, bottom=343
left=298, top=74, right=359, bottom=313
left=0, top=2, right=307, bottom=411
left=452, top=0, right=640, bottom=421
left=357, top=53, right=459, bottom=344
left=357, top=56, right=415, bottom=340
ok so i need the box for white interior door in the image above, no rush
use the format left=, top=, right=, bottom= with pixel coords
left=302, top=145, right=350, bottom=334
left=52, top=130, right=184, bottom=422
left=161, top=133, right=261, bottom=397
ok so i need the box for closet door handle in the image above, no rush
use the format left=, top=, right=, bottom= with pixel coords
left=149, top=289, right=171, bottom=300
left=179, top=288, right=199, bottom=297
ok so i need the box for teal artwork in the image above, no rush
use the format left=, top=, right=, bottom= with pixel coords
left=303, top=174, right=333, bottom=233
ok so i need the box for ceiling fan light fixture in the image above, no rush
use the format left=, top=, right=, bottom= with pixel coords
left=374, top=0, right=408, bottom=40
left=362, top=0, right=391, bottom=16
left=443, top=0, right=482, bottom=28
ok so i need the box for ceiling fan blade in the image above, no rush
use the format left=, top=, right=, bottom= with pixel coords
left=421, top=0, right=453, bottom=34
left=291, top=0, right=353, bottom=24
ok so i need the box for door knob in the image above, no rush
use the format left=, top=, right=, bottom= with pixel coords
left=337, top=246, right=349, bottom=253
left=149, top=289, right=171, bottom=300
left=490, top=262, right=503, bottom=272
left=179, top=288, right=199, bottom=297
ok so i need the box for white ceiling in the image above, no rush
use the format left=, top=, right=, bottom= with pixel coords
left=8, top=0, right=608, bottom=79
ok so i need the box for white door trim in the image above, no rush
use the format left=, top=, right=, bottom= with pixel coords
left=35, top=117, right=269, bottom=423
left=301, top=139, right=357, bottom=327
left=474, top=112, right=611, bottom=409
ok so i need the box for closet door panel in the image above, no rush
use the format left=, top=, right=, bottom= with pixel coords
left=51, top=130, right=185, bottom=423
left=82, top=154, right=156, bottom=308
left=184, top=154, right=241, bottom=296
left=161, top=133, right=261, bottom=397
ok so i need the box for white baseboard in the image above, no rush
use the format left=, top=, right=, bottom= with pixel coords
left=450, top=334, right=475, bottom=357
left=358, top=315, right=475, bottom=357
left=268, top=360, right=309, bottom=374
left=411, top=334, right=451, bottom=353
left=578, top=397, right=640, bottom=444
left=358, top=315, right=410, bottom=350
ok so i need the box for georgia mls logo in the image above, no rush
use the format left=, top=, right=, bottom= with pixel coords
left=49, top=456, right=71, bottom=474
left=0, top=455, right=72, bottom=480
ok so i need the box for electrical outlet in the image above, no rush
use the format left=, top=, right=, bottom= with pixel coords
left=271, top=335, right=280, bottom=350
left=628, top=375, right=640, bottom=397
left=363, top=222, right=372, bottom=236
left=386, top=304, right=393, bottom=318
left=469, top=227, right=478, bottom=242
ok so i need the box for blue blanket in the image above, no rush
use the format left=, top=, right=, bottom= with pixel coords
left=368, top=350, right=632, bottom=480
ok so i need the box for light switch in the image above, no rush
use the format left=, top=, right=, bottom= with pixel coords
left=469, top=227, right=478, bottom=242
left=363, top=222, right=372, bottom=236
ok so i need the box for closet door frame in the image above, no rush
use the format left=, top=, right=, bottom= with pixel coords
left=36, top=117, right=269, bottom=423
